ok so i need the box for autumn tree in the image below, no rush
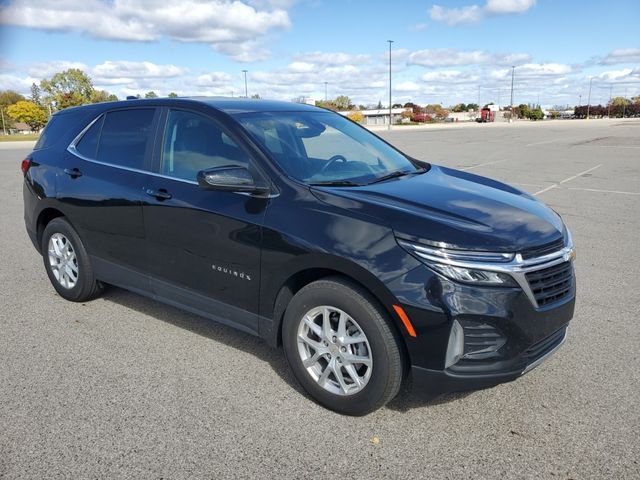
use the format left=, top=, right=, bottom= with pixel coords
left=347, top=111, right=364, bottom=123
left=7, top=100, right=48, bottom=131
left=40, top=69, right=94, bottom=109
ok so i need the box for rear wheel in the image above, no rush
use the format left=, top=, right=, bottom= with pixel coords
left=283, top=277, right=403, bottom=415
left=42, top=217, right=103, bottom=302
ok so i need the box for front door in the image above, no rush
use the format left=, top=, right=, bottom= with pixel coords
left=142, top=108, right=267, bottom=333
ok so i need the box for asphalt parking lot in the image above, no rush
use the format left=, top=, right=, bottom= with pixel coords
left=1, top=119, right=639, bottom=479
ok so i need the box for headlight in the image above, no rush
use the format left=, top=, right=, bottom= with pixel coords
left=398, top=239, right=518, bottom=286
left=429, top=264, right=517, bottom=286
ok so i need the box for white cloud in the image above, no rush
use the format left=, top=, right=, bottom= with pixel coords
left=600, top=48, right=640, bottom=65
left=408, top=48, right=531, bottom=67
left=92, top=61, right=184, bottom=80
left=0, top=0, right=292, bottom=62
left=430, top=0, right=535, bottom=25
left=485, top=0, right=536, bottom=14
left=26, top=61, right=88, bottom=78
left=430, top=5, right=483, bottom=25
left=597, top=67, right=640, bottom=83
left=408, top=23, right=429, bottom=32
left=395, top=81, right=420, bottom=92
left=293, top=51, right=372, bottom=66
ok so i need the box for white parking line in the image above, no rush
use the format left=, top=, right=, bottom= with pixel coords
left=567, top=187, right=640, bottom=196
left=460, top=158, right=511, bottom=170
left=534, top=164, right=603, bottom=196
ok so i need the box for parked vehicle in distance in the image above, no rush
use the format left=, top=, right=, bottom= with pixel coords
left=23, top=98, right=576, bottom=415
left=477, top=107, right=495, bottom=122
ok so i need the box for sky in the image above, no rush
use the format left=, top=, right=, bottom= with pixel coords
left=0, top=0, right=639, bottom=108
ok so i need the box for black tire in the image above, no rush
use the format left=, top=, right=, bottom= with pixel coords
left=282, top=277, right=403, bottom=415
left=41, top=217, right=103, bottom=302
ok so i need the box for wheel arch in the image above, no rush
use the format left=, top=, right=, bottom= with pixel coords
left=264, top=256, right=411, bottom=367
left=36, top=207, right=67, bottom=252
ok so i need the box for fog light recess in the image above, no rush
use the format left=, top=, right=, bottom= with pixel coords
left=445, top=320, right=464, bottom=368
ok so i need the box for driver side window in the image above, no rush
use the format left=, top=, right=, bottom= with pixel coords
left=162, top=110, right=250, bottom=181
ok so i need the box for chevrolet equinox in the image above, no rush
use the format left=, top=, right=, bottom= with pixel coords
left=23, top=98, right=576, bottom=415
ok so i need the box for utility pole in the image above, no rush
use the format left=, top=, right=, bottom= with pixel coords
left=607, top=84, right=612, bottom=118
left=578, top=94, right=581, bottom=106
left=477, top=85, right=481, bottom=108
left=0, top=107, right=6, bottom=136
left=324, top=82, right=328, bottom=101
left=509, top=66, right=515, bottom=123
left=242, top=70, right=248, bottom=98
left=387, top=40, right=394, bottom=130
left=622, top=87, right=627, bottom=118
left=586, top=77, right=593, bottom=119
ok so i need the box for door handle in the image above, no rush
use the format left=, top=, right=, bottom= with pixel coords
left=145, top=188, right=172, bottom=200
left=63, top=168, right=82, bottom=178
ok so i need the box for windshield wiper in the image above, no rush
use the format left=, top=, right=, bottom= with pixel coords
left=368, top=167, right=427, bottom=185
left=309, top=180, right=363, bottom=187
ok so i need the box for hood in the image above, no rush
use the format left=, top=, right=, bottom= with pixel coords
left=310, top=165, right=564, bottom=252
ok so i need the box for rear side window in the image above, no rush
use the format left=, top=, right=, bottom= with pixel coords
left=75, top=116, right=104, bottom=159
left=96, top=109, right=155, bottom=169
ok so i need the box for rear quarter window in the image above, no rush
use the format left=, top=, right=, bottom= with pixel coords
left=34, top=111, right=91, bottom=150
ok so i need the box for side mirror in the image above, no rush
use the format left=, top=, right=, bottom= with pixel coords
left=196, top=165, right=270, bottom=195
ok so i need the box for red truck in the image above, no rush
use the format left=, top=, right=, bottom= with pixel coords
left=477, top=107, right=495, bottom=122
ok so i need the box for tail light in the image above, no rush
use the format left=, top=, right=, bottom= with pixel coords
left=21, top=158, right=31, bottom=175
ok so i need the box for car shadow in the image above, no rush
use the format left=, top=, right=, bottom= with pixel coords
left=100, top=286, right=470, bottom=413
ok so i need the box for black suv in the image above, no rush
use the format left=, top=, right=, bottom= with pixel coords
left=23, top=98, right=575, bottom=415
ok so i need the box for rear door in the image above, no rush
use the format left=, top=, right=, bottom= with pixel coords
left=60, top=107, right=159, bottom=289
left=142, top=108, right=268, bottom=333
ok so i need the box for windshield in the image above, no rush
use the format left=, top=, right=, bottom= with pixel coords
left=236, top=111, right=423, bottom=185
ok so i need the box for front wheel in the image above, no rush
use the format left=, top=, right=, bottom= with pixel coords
left=282, top=278, right=403, bottom=415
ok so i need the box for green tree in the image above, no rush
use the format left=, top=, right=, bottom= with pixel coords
left=145, top=91, right=158, bottom=99
left=30, top=83, right=42, bottom=107
left=517, top=103, right=531, bottom=119
left=451, top=103, right=467, bottom=112
left=466, top=103, right=479, bottom=111
left=40, top=69, right=94, bottom=110
left=334, top=95, right=354, bottom=110
left=91, top=89, right=118, bottom=103
left=168, top=92, right=178, bottom=98
left=528, top=107, right=544, bottom=120
left=251, top=93, right=261, bottom=99
left=7, top=100, right=48, bottom=131
left=0, top=90, right=26, bottom=130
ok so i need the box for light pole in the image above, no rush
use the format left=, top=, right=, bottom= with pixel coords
left=477, top=85, right=481, bottom=108
left=607, top=83, right=612, bottom=118
left=509, top=65, right=515, bottom=123
left=578, top=94, right=581, bottom=106
left=586, top=77, right=593, bottom=119
left=387, top=39, right=394, bottom=130
left=324, top=82, right=328, bottom=101
left=622, top=87, right=628, bottom=118
left=242, top=70, right=248, bottom=98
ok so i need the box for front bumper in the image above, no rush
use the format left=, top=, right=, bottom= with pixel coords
left=386, top=262, right=575, bottom=394
left=411, top=325, right=568, bottom=394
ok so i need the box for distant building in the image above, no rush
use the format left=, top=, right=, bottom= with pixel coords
left=338, top=108, right=407, bottom=126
